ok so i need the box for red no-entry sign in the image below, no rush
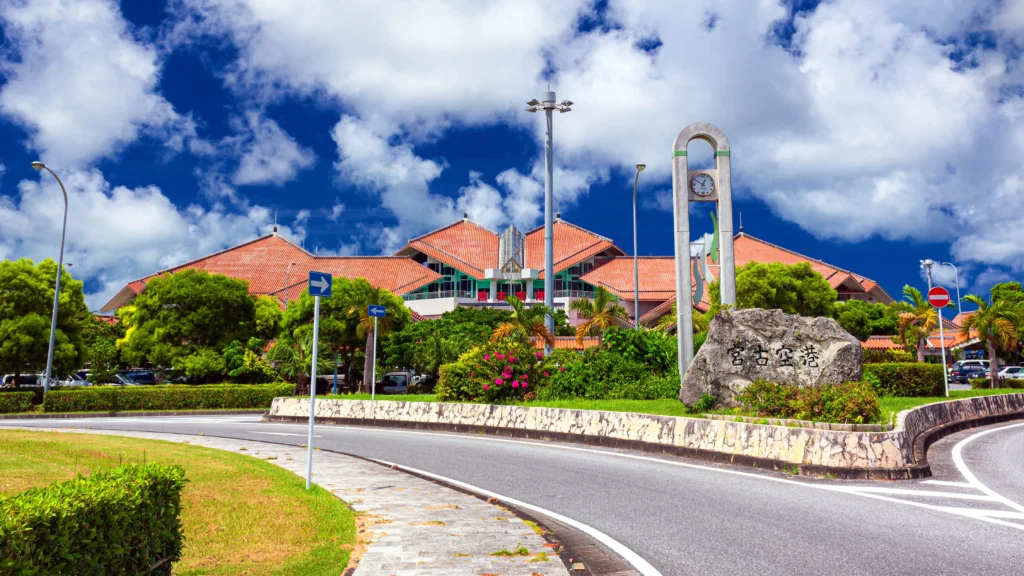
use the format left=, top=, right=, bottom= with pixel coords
left=928, top=286, right=951, bottom=308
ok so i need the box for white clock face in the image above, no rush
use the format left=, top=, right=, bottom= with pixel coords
left=691, top=173, right=715, bottom=196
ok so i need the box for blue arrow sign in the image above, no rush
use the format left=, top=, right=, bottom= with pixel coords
left=308, top=271, right=332, bottom=297
left=368, top=305, right=386, bottom=318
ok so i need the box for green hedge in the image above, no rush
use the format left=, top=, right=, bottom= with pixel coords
left=971, top=378, right=1024, bottom=390
left=0, top=392, right=34, bottom=414
left=862, top=363, right=944, bottom=397
left=42, top=383, right=292, bottom=413
left=0, top=463, right=186, bottom=575
left=537, top=348, right=679, bottom=401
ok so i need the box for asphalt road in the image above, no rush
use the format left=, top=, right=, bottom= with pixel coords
left=3, top=415, right=1022, bottom=575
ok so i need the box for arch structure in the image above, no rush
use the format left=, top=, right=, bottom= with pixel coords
left=671, top=122, right=737, bottom=382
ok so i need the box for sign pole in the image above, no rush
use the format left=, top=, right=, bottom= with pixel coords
left=371, top=315, right=378, bottom=402
left=306, top=294, right=321, bottom=490
left=938, top=306, right=949, bottom=397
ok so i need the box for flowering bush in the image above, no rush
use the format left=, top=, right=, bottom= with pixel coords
left=537, top=348, right=679, bottom=400
left=436, top=342, right=557, bottom=402
left=735, top=379, right=881, bottom=424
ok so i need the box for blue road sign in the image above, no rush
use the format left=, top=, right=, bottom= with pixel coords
left=308, top=271, right=332, bottom=297
left=368, top=304, right=386, bottom=318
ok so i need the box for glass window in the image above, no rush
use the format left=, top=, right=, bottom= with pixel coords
left=442, top=265, right=455, bottom=276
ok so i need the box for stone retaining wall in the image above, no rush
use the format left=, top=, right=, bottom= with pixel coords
left=266, top=394, right=1024, bottom=479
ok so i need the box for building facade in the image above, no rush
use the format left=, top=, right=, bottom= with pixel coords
left=101, top=215, right=893, bottom=326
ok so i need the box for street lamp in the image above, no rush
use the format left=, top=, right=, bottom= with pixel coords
left=31, top=161, right=68, bottom=394
left=527, top=90, right=572, bottom=354
left=941, top=262, right=962, bottom=321
left=632, top=164, right=646, bottom=330
left=285, top=261, right=297, bottom=309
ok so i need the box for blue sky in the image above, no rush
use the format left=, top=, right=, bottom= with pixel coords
left=1, top=0, right=1022, bottom=310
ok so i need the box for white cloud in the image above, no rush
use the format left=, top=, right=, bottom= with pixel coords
left=231, top=111, right=315, bottom=186
left=456, top=172, right=506, bottom=231
left=0, top=168, right=307, bottom=309
left=325, top=198, right=345, bottom=222
left=0, top=0, right=196, bottom=166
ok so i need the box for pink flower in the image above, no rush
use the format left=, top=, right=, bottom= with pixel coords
left=544, top=371, right=550, bottom=377
left=470, top=372, right=476, bottom=377
left=484, top=354, right=490, bottom=361
left=509, top=356, right=516, bottom=362
left=496, top=353, right=505, bottom=360
left=483, top=384, right=490, bottom=391
left=559, top=366, right=566, bottom=372
left=522, top=382, right=529, bottom=388
left=511, top=380, right=520, bottom=388
left=495, top=378, right=503, bottom=385
left=536, top=352, right=543, bottom=358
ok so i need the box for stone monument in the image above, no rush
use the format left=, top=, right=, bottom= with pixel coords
left=679, top=309, right=863, bottom=407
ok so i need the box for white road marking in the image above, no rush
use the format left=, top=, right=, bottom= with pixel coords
left=842, top=487, right=997, bottom=501
left=369, top=457, right=663, bottom=576
left=920, top=480, right=975, bottom=488
left=950, top=422, right=1024, bottom=514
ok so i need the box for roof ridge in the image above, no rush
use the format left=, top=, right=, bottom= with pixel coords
left=737, top=232, right=860, bottom=277
left=405, top=218, right=499, bottom=245
left=126, top=233, right=307, bottom=285
left=525, top=218, right=613, bottom=243
left=410, top=240, right=487, bottom=276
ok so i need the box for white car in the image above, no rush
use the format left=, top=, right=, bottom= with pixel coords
left=997, top=366, right=1024, bottom=380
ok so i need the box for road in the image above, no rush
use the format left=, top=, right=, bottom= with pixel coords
left=3, top=415, right=1022, bottom=575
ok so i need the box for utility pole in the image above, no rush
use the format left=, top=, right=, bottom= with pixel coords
left=527, top=90, right=572, bottom=354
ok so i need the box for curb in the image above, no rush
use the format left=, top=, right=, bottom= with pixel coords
left=264, top=414, right=929, bottom=480
left=0, top=409, right=267, bottom=420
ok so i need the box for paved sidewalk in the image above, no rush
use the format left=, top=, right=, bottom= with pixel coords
left=24, top=428, right=568, bottom=576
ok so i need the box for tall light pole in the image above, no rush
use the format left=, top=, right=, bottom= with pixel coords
left=921, top=258, right=950, bottom=396
left=31, top=161, right=68, bottom=393
left=941, top=262, right=962, bottom=321
left=527, top=91, right=572, bottom=354
left=632, top=164, right=646, bottom=330
left=285, top=261, right=297, bottom=309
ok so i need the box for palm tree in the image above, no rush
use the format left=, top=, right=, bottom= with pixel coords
left=655, top=300, right=710, bottom=334
left=349, top=286, right=396, bottom=392
left=266, top=332, right=335, bottom=392
left=491, top=295, right=555, bottom=348
left=569, top=286, right=629, bottom=345
left=960, top=294, right=1021, bottom=387
left=898, top=286, right=938, bottom=362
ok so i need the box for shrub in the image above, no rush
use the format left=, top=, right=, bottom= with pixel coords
left=601, top=328, right=677, bottom=374
left=0, top=463, right=186, bottom=575
left=537, top=348, right=678, bottom=401
left=862, top=363, right=944, bottom=397
left=0, top=391, right=33, bottom=413
left=736, top=380, right=881, bottom=424
left=42, top=383, right=292, bottom=413
left=0, top=387, right=46, bottom=406
left=971, top=378, right=1024, bottom=390
left=862, top=347, right=914, bottom=363
left=436, top=343, right=546, bottom=403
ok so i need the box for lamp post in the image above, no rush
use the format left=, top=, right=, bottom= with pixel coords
left=31, top=161, right=68, bottom=394
left=632, top=164, right=646, bottom=330
left=940, top=262, right=962, bottom=321
left=527, top=91, right=572, bottom=355
left=285, top=261, right=297, bottom=309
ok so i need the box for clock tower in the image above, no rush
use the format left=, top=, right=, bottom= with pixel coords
left=671, top=122, right=737, bottom=383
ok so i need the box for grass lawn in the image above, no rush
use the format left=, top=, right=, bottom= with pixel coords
left=322, top=389, right=1023, bottom=424
left=0, top=430, right=355, bottom=576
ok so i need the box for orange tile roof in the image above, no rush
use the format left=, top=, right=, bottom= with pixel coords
left=398, top=219, right=499, bottom=279
left=103, top=234, right=440, bottom=311
left=862, top=336, right=903, bottom=350
left=525, top=219, right=624, bottom=278
left=952, top=311, right=977, bottom=327
left=579, top=257, right=678, bottom=302
left=530, top=336, right=601, bottom=350
left=639, top=297, right=676, bottom=326
left=927, top=328, right=979, bottom=350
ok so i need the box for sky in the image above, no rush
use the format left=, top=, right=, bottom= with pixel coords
left=1, top=0, right=1023, bottom=311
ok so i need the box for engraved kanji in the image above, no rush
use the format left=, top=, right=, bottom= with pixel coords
left=799, top=343, right=820, bottom=368
left=776, top=346, right=795, bottom=367
left=752, top=344, right=770, bottom=366
left=727, top=345, right=745, bottom=366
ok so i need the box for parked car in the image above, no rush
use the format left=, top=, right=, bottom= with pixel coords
left=116, top=370, right=157, bottom=385
left=951, top=364, right=989, bottom=384
left=997, top=366, right=1024, bottom=380
left=61, top=372, right=89, bottom=387
left=373, top=372, right=412, bottom=395
left=949, top=359, right=989, bottom=374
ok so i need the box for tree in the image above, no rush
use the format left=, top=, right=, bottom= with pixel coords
left=253, top=295, right=284, bottom=341
left=347, top=283, right=411, bottom=391
left=835, top=305, right=872, bottom=341
left=0, top=258, right=89, bottom=385
left=491, top=296, right=555, bottom=348
left=267, top=332, right=336, bottom=390
left=960, top=294, right=1021, bottom=387
left=569, top=286, right=628, bottom=344
left=991, top=282, right=1024, bottom=305
left=898, top=286, right=938, bottom=363
left=832, top=299, right=902, bottom=336
left=383, top=318, right=488, bottom=381
left=118, top=269, right=255, bottom=380
left=709, top=262, right=837, bottom=318
left=655, top=301, right=710, bottom=334
left=441, top=306, right=512, bottom=329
